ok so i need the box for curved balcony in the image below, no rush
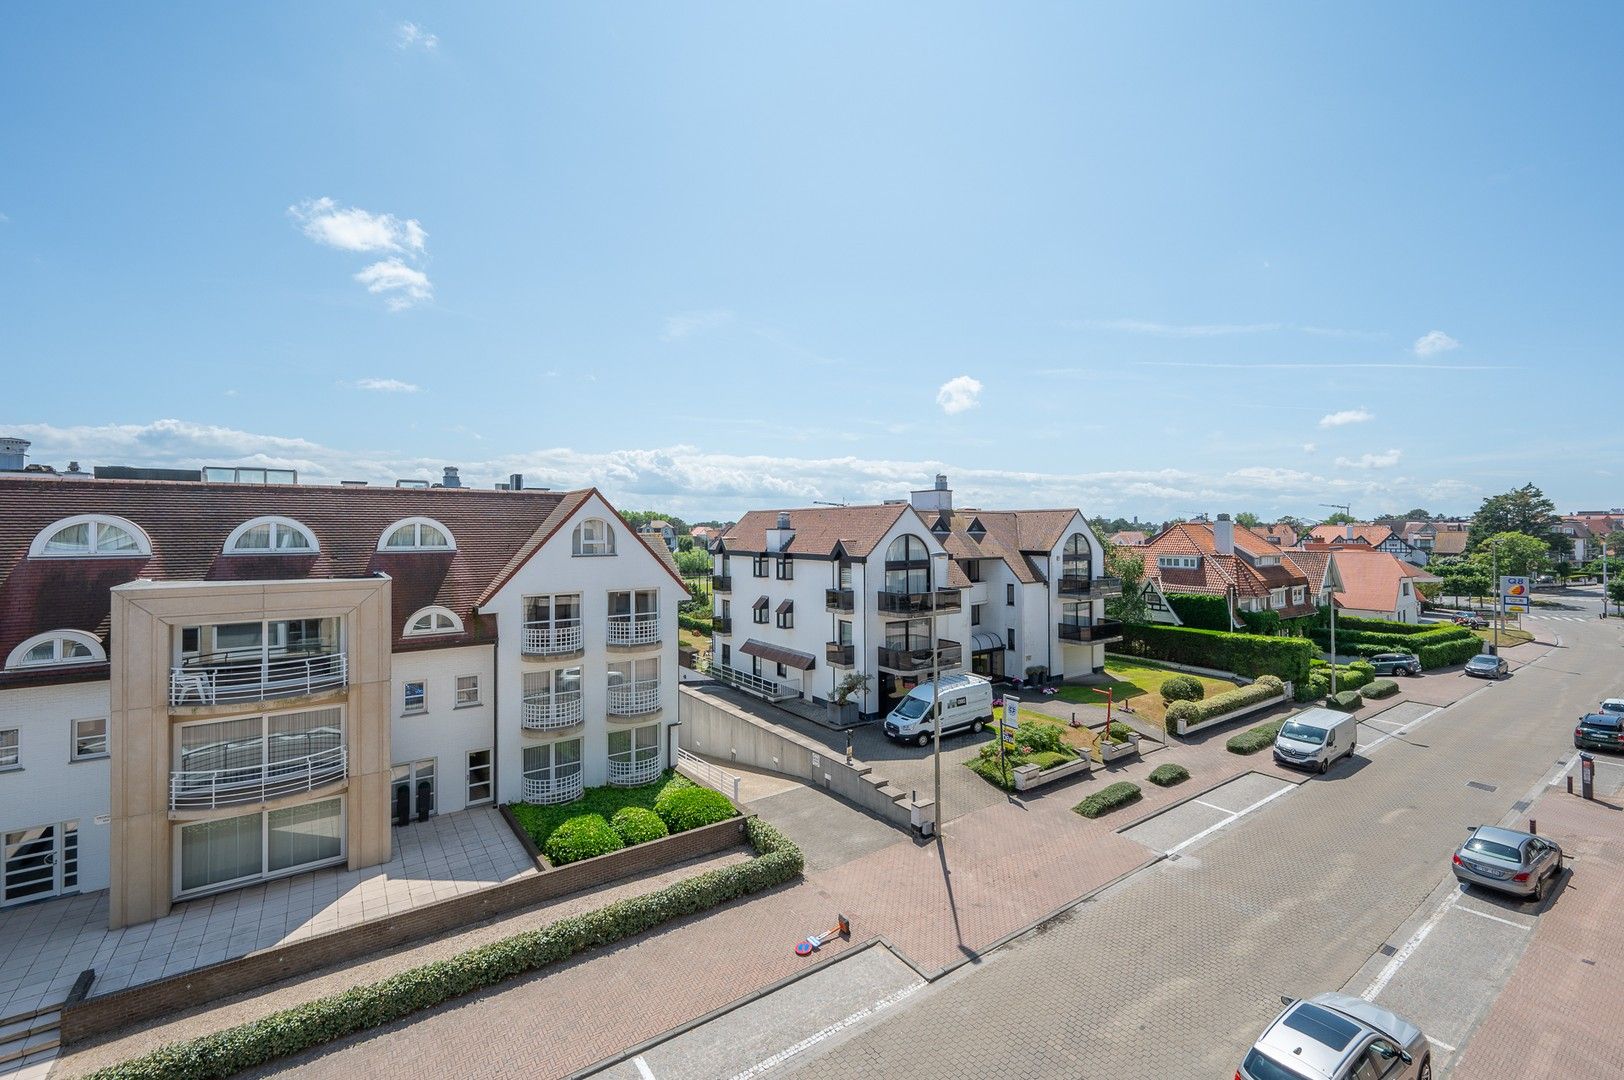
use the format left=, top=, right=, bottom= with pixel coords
left=522, top=620, right=582, bottom=657
left=877, top=640, right=963, bottom=674
left=607, top=680, right=661, bottom=717
left=522, top=771, right=583, bottom=806
left=169, top=649, right=347, bottom=707
left=521, top=691, right=584, bottom=731
left=607, top=614, right=660, bottom=648
left=607, top=754, right=662, bottom=787
left=170, top=746, right=347, bottom=811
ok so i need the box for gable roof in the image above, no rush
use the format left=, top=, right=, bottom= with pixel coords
left=1256, top=523, right=1299, bottom=547
left=1430, top=530, right=1469, bottom=556
left=719, top=504, right=912, bottom=559
left=1109, top=531, right=1147, bottom=547
left=1139, top=521, right=1313, bottom=609
left=1307, top=523, right=1403, bottom=549
left=1327, top=548, right=1440, bottom=613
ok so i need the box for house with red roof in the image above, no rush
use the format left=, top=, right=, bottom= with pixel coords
left=1305, top=522, right=1427, bottom=566
left=1310, top=546, right=1440, bottom=623
left=1137, top=515, right=1318, bottom=628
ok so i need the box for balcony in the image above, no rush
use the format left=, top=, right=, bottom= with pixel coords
left=1059, top=620, right=1124, bottom=644
left=170, top=746, right=347, bottom=811
left=522, top=620, right=583, bottom=657
left=607, top=614, right=660, bottom=648
left=169, top=649, right=347, bottom=707
left=607, top=679, right=661, bottom=716
left=607, top=754, right=662, bottom=787
left=523, top=771, right=583, bottom=806
left=1057, top=575, right=1123, bottom=598
left=825, top=588, right=855, bottom=612
left=826, top=642, right=855, bottom=667
left=876, top=589, right=962, bottom=616
left=877, top=639, right=963, bottom=673
left=521, top=691, right=584, bottom=731
left=712, top=574, right=732, bottom=593
left=714, top=615, right=733, bottom=634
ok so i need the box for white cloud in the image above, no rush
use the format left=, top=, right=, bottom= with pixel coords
left=350, top=378, right=421, bottom=393
left=935, top=375, right=983, bottom=415
left=1413, top=330, right=1460, bottom=357
left=1319, top=408, right=1374, bottom=428
left=353, top=260, right=433, bottom=310
left=397, top=22, right=438, bottom=51
left=288, top=198, right=426, bottom=255
left=1334, top=449, right=1402, bottom=470
left=1301, top=442, right=1317, bottom=454
left=662, top=310, right=734, bottom=342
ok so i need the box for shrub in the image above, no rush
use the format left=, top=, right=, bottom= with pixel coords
left=1294, top=675, right=1326, bottom=703
left=1163, top=592, right=1233, bottom=631
left=1163, top=680, right=1288, bottom=730
left=1361, top=679, right=1399, bottom=700
left=1327, top=690, right=1363, bottom=711
left=656, top=787, right=738, bottom=833
left=1074, top=781, right=1143, bottom=819
left=1160, top=674, right=1206, bottom=703
left=1334, top=666, right=1371, bottom=691
left=1147, top=763, right=1189, bottom=787
left=610, top=806, right=669, bottom=846
left=1165, top=700, right=1201, bottom=726
left=1348, top=660, right=1375, bottom=676
left=511, top=771, right=692, bottom=851
left=1254, top=674, right=1285, bottom=695
left=544, top=815, right=624, bottom=865
left=1016, top=720, right=1067, bottom=754
left=1119, top=624, right=1314, bottom=683
left=1418, top=636, right=1485, bottom=669
left=1106, top=721, right=1136, bottom=743
left=1227, top=718, right=1285, bottom=755
left=1026, top=750, right=1075, bottom=770
left=677, top=612, right=713, bottom=634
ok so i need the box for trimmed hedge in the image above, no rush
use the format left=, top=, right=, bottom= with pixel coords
left=1327, top=690, right=1363, bottom=711
left=1227, top=718, right=1285, bottom=755
left=1160, top=674, right=1206, bottom=703
left=1296, top=673, right=1329, bottom=702
left=610, top=806, right=669, bottom=845
left=85, top=819, right=803, bottom=1080
left=510, top=771, right=695, bottom=852
left=1319, top=613, right=1432, bottom=635
left=1361, top=679, right=1399, bottom=700
left=1164, top=592, right=1233, bottom=631
left=1163, top=678, right=1287, bottom=728
left=655, top=787, right=738, bottom=833
left=1119, top=624, right=1313, bottom=683
left=1419, top=636, right=1485, bottom=668
left=544, top=815, right=624, bottom=864
left=1309, top=623, right=1476, bottom=663
left=1165, top=700, right=1200, bottom=726
left=1074, top=781, right=1143, bottom=819
left=678, top=612, right=713, bottom=633
left=1147, top=763, right=1190, bottom=787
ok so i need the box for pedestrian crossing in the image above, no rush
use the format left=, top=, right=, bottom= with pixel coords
left=1522, top=614, right=1589, bottom=622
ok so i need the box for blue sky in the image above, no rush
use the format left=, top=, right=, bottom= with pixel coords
left=2, top=4, right=1620, bottom=521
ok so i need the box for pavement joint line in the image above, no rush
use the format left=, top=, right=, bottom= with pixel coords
left=1453, top=906, right=1533, bottom=931
left=723, top=980, right=925, bottom=1080
left=632, top=1055, right=657, bottom=1080
left=1163, top=782, right=1294, bottom=857
left=1363, top=889, right=1460, bottom=1000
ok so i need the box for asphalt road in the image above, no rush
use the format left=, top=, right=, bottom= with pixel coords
left=782, top=616, right=1624, bottom=1079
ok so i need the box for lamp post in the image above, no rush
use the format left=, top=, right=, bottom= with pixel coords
left=930, top=551, right=949, bottom=831
left=1604, top=545, right=1612, bottom=618
left=1491, top=538, right=1501, bottom=654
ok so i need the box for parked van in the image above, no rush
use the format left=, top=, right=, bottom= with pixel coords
left=883, top=673, right=995, bottom=747
left=1272, top=707, right=1358, bottom=775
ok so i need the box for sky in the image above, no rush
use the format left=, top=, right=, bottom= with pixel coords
left=2, top=4, right=1621, bottom=523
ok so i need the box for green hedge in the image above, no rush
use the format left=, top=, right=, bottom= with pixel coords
left=655, top=787, right=737, bottom=832
left=86, top=819, right=803, bottom=1080
left=1419, top=636, right=1485, bottom=668
left=544, top=815, right=624, bottom=864
left=1296, top=673, right=1328, bottom=702
left=1159, top=674, right=1205, bottom=703
left=509, top=771, right=699, bottom=856
left=1118, top=624, right=1314, bottom=683
left=1327, top=690, right=1363, bottom=711
left=1318, top=613, right=1431, bottom=635
left=1361, top=679, right=1399, bottom=699
left=1164, top=592, right=1233, bottom=631
left=1164, top=676, right=1286, bottom=729
left=610, top=806, right=669, bottom=845
left=678, top=612, right=713, bottom=633
left=1147, top=763, right=1190, bottom=787
left=1227, top=718, right=1285, bottom=755
left=1309, top=623, right=1475, bottom=655
left=1074, top=782, right=1143, bottom=819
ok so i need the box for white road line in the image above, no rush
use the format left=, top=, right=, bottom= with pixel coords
left=1427, top=1036, right=1458, bottom=1053
left=725, top=981, right=925, bottom=1080
left=1361, top=717, right=1408, bottom=730
left=1192, top=799, right=1232, bottom=813
left=1454, top=906, right=1533, bottom=931
left=1364, top=890, right=1459, bottom=1000
left=1164, top=783, right=1295, bottom=857
left=633, top=1055, right=657, bottom=1080
left=1360, top=706, right=1443, bottom=755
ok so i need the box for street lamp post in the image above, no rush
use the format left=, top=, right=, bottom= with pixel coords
left=930, top=551, right=949, bottom=831
left=1491, top=539, right=1501, bottom=654
left=1604, top=545, right=1612, bottom=618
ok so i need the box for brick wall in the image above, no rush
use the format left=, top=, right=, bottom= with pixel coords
left=61, top=814, right=750, bottom=1044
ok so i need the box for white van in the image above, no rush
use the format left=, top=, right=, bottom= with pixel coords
left=882, top=673, right=995, bottom=747
left=1272, top=707, right=1359, bottom=775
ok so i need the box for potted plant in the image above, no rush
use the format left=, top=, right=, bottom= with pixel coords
left=1024, top=664, right=1048, bottom=688
left=827, top=672, right=871, bottom=726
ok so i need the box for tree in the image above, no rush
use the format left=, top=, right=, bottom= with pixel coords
left=1276, top=515, right=1307, bottom=533
left=1234, top=512, right=1262, bottom=528
left=674, top=547, right=711, bottom=576
left=1552, top=560, right=1573, bottom=585
left=1104, top=544, right=1150, bottom=624
left=1609, top=576, right=1624, bottom=616
left=676, top=535, right=695, bottom=552
left=1323, top=511, right=1356, bottom=525
left=1467, top=531, right=1551, bottom=580
left=1432, top=556, right=1492, bottom=604
left=1467, top=484, right=1571, bottom=558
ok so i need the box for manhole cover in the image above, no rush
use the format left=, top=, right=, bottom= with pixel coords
left=1378, top=944, right=1397, bottom=957
left=1512, top=799, right=1531, bottom=812
left=1467, top=781, right=1498, bottom=793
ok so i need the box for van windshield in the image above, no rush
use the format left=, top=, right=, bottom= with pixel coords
left=894, top=696, right=930, bottom=720
left=1279, top=722, right=1327, bottom=745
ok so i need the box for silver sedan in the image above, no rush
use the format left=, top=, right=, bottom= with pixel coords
left=1452, top=825, right=1564, bottom=901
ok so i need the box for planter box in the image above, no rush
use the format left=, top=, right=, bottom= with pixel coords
left=825, top=700, right=860, bottom=726
left=1174, top=692, right=1289, bottom=737
left=1013, top=756, right=1092, bottom=791
left=1097, top=735, right=1141, bottom=764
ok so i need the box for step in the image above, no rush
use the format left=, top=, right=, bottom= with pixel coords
left=0, top=1044, right=59, bottom=1078
left=0, top=1012, right=57, bottom=1047
left=0, top=1005, right=56, bottom=1033
left=0, top=1030, right=59, bottom=1068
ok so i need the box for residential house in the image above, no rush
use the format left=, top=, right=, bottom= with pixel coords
left=1305, top=523, right=1427, bottom=566
left=689, top=525, right=719, bottom=547
left=1108, top=531, right=1147, bottom=548
left=1256, top=523, right=1299, bottom=548
left=1137, top=515, right=1318, bottom=627
left=1429, top=523, right=1470, bottom=558
left=1312, top=547, right=1439, bottom=623
left=638, top=519, right=678, bottom=552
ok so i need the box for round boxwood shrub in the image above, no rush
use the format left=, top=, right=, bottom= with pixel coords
left=1361, top=678, right=1400, bottom=700
left=544, top=814, right=625, bottom=865
left=1254, top=674, right=1285, bottom=695
left=1164, top=700, right=1201, bottom=727
left=656, top=787, right=737, bottom=833
left=1147, top=763, right=1190, bottom=787
left=1160, top=674, right=1205, bottom=703
left=610, top=806, right=669, bottom=846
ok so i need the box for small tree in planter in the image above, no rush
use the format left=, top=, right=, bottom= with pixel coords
left=827, top=672, right=871, bottom=725
left=1024, top=664, right=1048, bottom=688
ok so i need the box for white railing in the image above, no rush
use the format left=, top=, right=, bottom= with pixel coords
left=170, top=745, right=347, bottom=811
left=607, top=679, right=661, bottom=716
left=522, top=770, right=583, bottom=805
left=522, top=620, right=583, bottom=656
left=607, top=613, right=661, bottom=647
left=169, top=651, right=348, bottom=706
left=521, top=692, right=584, bottom=731
left=607, top=753, right=663, bottom=787
left=708, top=663, right=797, bottom=702
left=676, top=748, right=742, bottom=803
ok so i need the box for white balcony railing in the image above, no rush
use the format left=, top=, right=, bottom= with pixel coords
left=607, top=679, right=661, bottom=716
left=707, top=663, right=798, bottom=703
left=607, top=754, right=662, bottom=787
left=522, top=770, right=584, bottom=805
left=521, top=691, right=584, bottom=731
left=170, top=745, right=347, bottom=811
left=522, top=620, right=583, bottom=656
left=169, top=651, right=348, bottom=707
left=607, top=613, right=660, bottom=647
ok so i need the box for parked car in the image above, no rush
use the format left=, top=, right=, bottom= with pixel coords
left=1452, top=612, right=1488, bottom=629
left=882, top=673, right=994, bottom=747
left=1369, top=652, right=1422, bottom=677
left=1272, top=708, right=1358, bottom=775
left=1575, top=712, right=1624, bottom=752
left=1464, top=654, right=1508, bottom=679
left=1599, top=697, right=1624, bottom=716
left=1239, top=993, right=1430, bottom=1080
left=1452, top=825, right=1564, bottom=901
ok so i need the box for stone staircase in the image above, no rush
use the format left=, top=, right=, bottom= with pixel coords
left=0, top=1002, right=60, bottom=1076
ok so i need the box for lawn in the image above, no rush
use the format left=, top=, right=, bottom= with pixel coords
left=1054, top=658, right=1240, bottom=732
left=678, top=627, right=711, bottom=655
left=1472, top=627, right=1535, bottom=647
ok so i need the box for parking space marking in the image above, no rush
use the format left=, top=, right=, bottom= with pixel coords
left=1163, top=782, right=1294, bottom=857
left=725, top=981, right=924, bottom=1080
left=633, top=1055, right=657, bottom=1080
left=1191, top=800, right=1231, bottom=813
left=1360, top=706, right=1443, bottom=756
left=1427, top=1036, right=1458, bottom=1053
left=1455, top=906, right=1532, bottom=931
left=1364, top=890, right=1459, bottom=1000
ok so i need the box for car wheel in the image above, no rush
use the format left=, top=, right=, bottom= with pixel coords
left=1534, top=873, right=1548, bottom=903
left=1419, top=1057, right=1432, bottom=1080
left=971, top=719, right=984, bottom=734
left=1318, top=759, right=1329, bottom=775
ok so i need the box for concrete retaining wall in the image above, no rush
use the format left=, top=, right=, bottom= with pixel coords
left=1175, top=692, right=1291, bottom=737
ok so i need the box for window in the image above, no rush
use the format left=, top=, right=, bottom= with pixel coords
left=1062, top=532, right=1093, bottom=582
left=753, top=596, right=770, bottom=624
left=1291, top=586, right=1305, bottom=604
left=884, top=535, right=930, bottom=595
left=522, top=738, right=583, bottom=802
left=776, top=557, right=794, bottom=580
left=223, top=516, right=318, bottom=554
left=971, top=603, right=983, bottom=626
left=1006, top=584, right=1015, bottom=606
left=73, top=718, right=108, bottom=760
left=177, top=797, right=343, bottom=896
left=607, top=725, right=660, bottom=782
left=1006, top=628, right=1016, bottom=653
left=776, top=600, right=794, bottom=629
left=1157, top=556, right=1199, bottom=570
left=965, top=559, right=981, bottom=582
left=455, top=675, right=480, bottom=707
left=403, top=606, right=464, bottom=637
left=203, top=466, right=297, bottom=485
left=379, top=517, right=455, bottom=551
left=571, top=518, right=615, bottom=556
left=466, top=750, right=493, bottom=805
left=0, top=729, right=17, bottom=769
left=752, top=555, right=769, bottom=578
left=1145, top=589, right=1167, bottom=611
left=1269, top=588, right=1286, bottom=609
left=29, top=514, right=151, bottom=558
left=1401, top=581, right=1412, bottom=596
left=6, top=630, right=106, bottom=670
left=403, top=681, right=426, bottom=714
left=837, top=620, right=853, bottom=646
left=776, top=662, right=787, bottom=678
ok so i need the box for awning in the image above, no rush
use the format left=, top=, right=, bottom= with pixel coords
left=752, top=595, right=769, bottom=610
left=971, top=630, right=1005, bottom=653
left=775, top=598, right=794, bottom=615
left=739, top=638, right=816, bottom=671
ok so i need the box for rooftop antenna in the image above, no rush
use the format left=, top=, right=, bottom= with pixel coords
left=813, top=500, right=848, bottom=508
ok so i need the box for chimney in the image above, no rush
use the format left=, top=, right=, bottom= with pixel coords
left=911, top=473, right=953, bottom=513
left=1214, top=513, right=1235, bottom=556
left=0, top=437, right=29, bottom=472
left=442, top=466, right=462, bottom=489
left=765, top=511, right=795, bottom=553
left=1344, top=523, right=1354, bottom=541
left=509, top=473, right=523, bottom=491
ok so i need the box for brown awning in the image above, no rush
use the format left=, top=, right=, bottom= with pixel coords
left=752, top=595, right=769, bottom=610
left=739, top=638, right=816, bottom=671
left=775, top=599, right=794, bottom=615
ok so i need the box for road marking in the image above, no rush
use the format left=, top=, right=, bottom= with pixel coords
left=1163, top=783, right=1294, bottom=857
left=1192, top=799, right=1232, bottom=813
left=1427, top=1036, right=1458, bottom=1053
left=1455, top=906, right=1533, bottom=931
left=1364, top=890, right=1459, bottom=999
left=725, top=981, right=925, bottom=1080
left=633, top=1055, right=657, bottom=1080
left=1360, top=706, right=1443, bottom=755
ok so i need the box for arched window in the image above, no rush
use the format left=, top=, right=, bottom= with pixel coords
left=223, top=516, right=318, bottom=554
left=6, top=630, right=106, bottom=670
left=572, top=518, right=615, bottom=556
left=884, top=535, right=931, bottom=594
left=1063, top=532, right=1093, bottom=581
left=403, top=606, right=464, bottom=637
left=29, top=514, right=152, bottom=558
left=379, top=517, right=455, bottom=552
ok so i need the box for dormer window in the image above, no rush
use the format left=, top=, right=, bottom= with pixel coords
left=224, top=516, right=318, bottom=554
left=572, top=518, right=615, bottom=556
left=1157, top=555, right=1199, bottom=570
left=404, top=606, right=464, bottom=637
left=30, top=515, right=151, bottom=558
left=6, top=630, right=106, bottom=670
left=967, top=519, right=986, bottom=541
left=380, top=517, right=455, bottom=552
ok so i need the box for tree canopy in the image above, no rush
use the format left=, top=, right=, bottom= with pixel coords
left=1467, top=531, right=1551, bottom=579
left=1322, top=511, right=1356, bottom=526
left=1233, top=511, right=1262, bottom=528
left=1104, top=544, right=1150, bottom=624
left=1466, top=484, right=1571, bottom=557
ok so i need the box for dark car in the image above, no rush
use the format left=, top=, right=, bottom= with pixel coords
left=1452, top=612, right=1488, bottom=629
left=1575, top=712, right=1624, bottom=752
left=1369, top=652, right=1422, bottom=677
left=1464, top=654, right=1508, bottom=679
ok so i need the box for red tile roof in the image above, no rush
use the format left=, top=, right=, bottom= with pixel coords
left=1140, top=521, right=1311, bottom=602
left=720, top=505, right=912, bottom=559
left=1327, top=548, right=1439, bottom=613
left=1108, top=531, right=1147, bottom=547
left=1307, top=523, right=1400, bottom=549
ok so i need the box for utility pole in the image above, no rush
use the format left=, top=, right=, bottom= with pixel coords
left=1492, top=539, right=1501, bottom=654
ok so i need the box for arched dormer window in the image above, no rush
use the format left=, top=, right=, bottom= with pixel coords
left=1063, top=532, right=1093, bottom=581
left=6, top=630, right=106, bottom=670
left=403, top=606, right=464, bottom=637
left=379, top=517, right=455, bottom=552
left=29, top=515, right=152, bottom=558
left=572, top=518, right=615, bottom=557
left=884, top=534, right=931, bottom=594
left=223, top=516, right=318, bottom=554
